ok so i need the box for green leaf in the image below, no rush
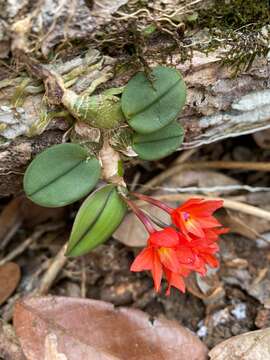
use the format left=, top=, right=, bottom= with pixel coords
left=66, top=185, right=127, bottom=257
left=132, top=121, right=184, bottom=161
left=23, top=143, right=101, bottom=207
left=121, top=66, right=186, bottom=134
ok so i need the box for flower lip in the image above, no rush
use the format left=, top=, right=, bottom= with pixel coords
left=183, top=212, right=190, bottom=221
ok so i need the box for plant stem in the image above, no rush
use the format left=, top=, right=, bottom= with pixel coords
left=122, top=197, right=155, bottom=234
left=132, top=192, right=172, bottom=213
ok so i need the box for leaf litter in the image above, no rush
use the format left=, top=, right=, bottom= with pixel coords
left=14, top=296, right=208, bottom=360
left=1, top=133, right=270, bottom=358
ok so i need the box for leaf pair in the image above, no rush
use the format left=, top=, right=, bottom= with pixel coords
left=122, top=66, right=186, bottom=160
left=24, top=144, right=126, bottom=256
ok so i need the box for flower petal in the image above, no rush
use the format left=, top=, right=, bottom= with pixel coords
left=196, top=216, right=222, bottom=228
left=130, top=247, right=154, bottom=272
left=190, top=199, right=224, bottom=216
left=158, top=247, right=180, bottom=273
left=177, top=198, right=204, bottom=211
left=171, top=211, right=205, bottom=238
left=176, top=246, right=195, bottom=266
left=185, top=218, right=205, bottom=237
left=149, top=227, right=179, bottom=248
left=151, top=251, right=163, bottom=292
left=200, top=253, right=219, bottom=268
left=165, top=270, right=186, bottom=296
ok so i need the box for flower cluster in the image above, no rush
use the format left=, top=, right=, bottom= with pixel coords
left=127, top=195, right=228, bottom=296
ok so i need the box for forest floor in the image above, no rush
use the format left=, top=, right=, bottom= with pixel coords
left=1, top=132, right=270, bottom=352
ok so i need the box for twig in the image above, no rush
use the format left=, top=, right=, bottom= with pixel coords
left=136, top=194, right=270, bottom=222
left=141, top=148, right=196, bottom=192
left=174, top=148, right=197, bottom=164
left=0, top=221, right=21, bottom=251
left=143, top=161, right=270, bottom=191
left=0, top=223, right=63, bottom=266
left=140, top=184, right=270, bottom=194
left=34, top=242, right=68, bottom=295
left=81, top=257, right=87, bottom=298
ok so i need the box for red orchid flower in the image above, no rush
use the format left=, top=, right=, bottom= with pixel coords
left=125, top=195, right=228, bottom=295
left=131, top=194, right=224, bottom=240
left=171, top=198, right=224, bottom=239
left=178, top=227, right=228, bottom=275
left=130, top=227, right=189, bottom=295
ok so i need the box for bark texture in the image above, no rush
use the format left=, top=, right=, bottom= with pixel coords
left=0, top=0, right=269, bottom=196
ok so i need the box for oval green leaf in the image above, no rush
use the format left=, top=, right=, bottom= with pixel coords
left=66, top=185, right=127, bottom=257
left=132, top=121, right=184, bottom=160
left=121, top=66, right=186, bottom=134
left=23, top=143, right=101, bottom=207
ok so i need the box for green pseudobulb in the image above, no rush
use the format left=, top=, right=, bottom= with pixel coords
left=62, top=90, right=125, bottom=129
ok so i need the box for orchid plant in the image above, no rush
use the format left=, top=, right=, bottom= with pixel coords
left=23, top=66, right=228, bottom=295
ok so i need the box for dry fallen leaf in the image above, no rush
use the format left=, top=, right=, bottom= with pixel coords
left=114, top=204, right=171, bottom=247
left=253, top=129, right=270, bottom=149
left=44, top=333, right=67, bottom=360
left=14, top=296, right=208, bottom=360
left=0, top=262, right=21, bottom=306
left=186, top=271, right=225, bottom=304
left=0, top=320, right=26, bottom=360
left=114, top=196, right=183, bottom=247
left=0, top=195, right=65, bottom=247
left=209, top=328, right=270, bottom=360
left=0, top=196, right=23, bottom=244
left=166, top=170, right=239, bottom=195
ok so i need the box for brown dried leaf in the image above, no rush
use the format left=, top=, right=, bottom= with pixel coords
left=167, top=170, right=239, bottom=195
left=0, top=320, right=26, bottom=360
left=20, top=196, right=66, bottom=228
left=0, top=195, right=65, bottom=245
left=218, top=209, right=270, bottom=239
left=186, top=271, right=225, bottom=304
left=14, top=296, right=208, bottom=360
left=0, top=197, right=23, bottom=243
left=209, top=328, right=270, bottom=360
left=0, top=262, right=21, bottom=306
left=253, top=129, right=270, bottom=149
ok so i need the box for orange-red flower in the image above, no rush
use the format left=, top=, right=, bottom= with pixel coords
left=126, top=194, right=228, bottom=296
left=178, top=227, right=229, bottom=275
left=130, top=227, right=190, bottom=294
left=130, top=226, right=229, bottom=295
left=171, top=198, right=224, bottom=239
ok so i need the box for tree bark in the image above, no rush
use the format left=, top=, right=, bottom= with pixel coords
left=0, top=0, right=269, bottom=196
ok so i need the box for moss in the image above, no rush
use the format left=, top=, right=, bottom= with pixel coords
left=198, top=0, right=270, bottom=31
left=90, top=0, right=269, bottom=74
left=196, top=0, right=270, bottom=72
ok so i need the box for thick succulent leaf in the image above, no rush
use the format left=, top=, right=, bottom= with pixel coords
left=132, top=121, right=184, bottom=160
left=66, top=185, right=127, bottom=256
left=121, top=66, right=186, bottom=134
left=23, top=143, right=100, bottom=207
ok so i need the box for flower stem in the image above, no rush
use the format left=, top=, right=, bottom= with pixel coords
left=122, top=196, right=155, bottom=234
left=132, top=192, right=173, bottom=214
